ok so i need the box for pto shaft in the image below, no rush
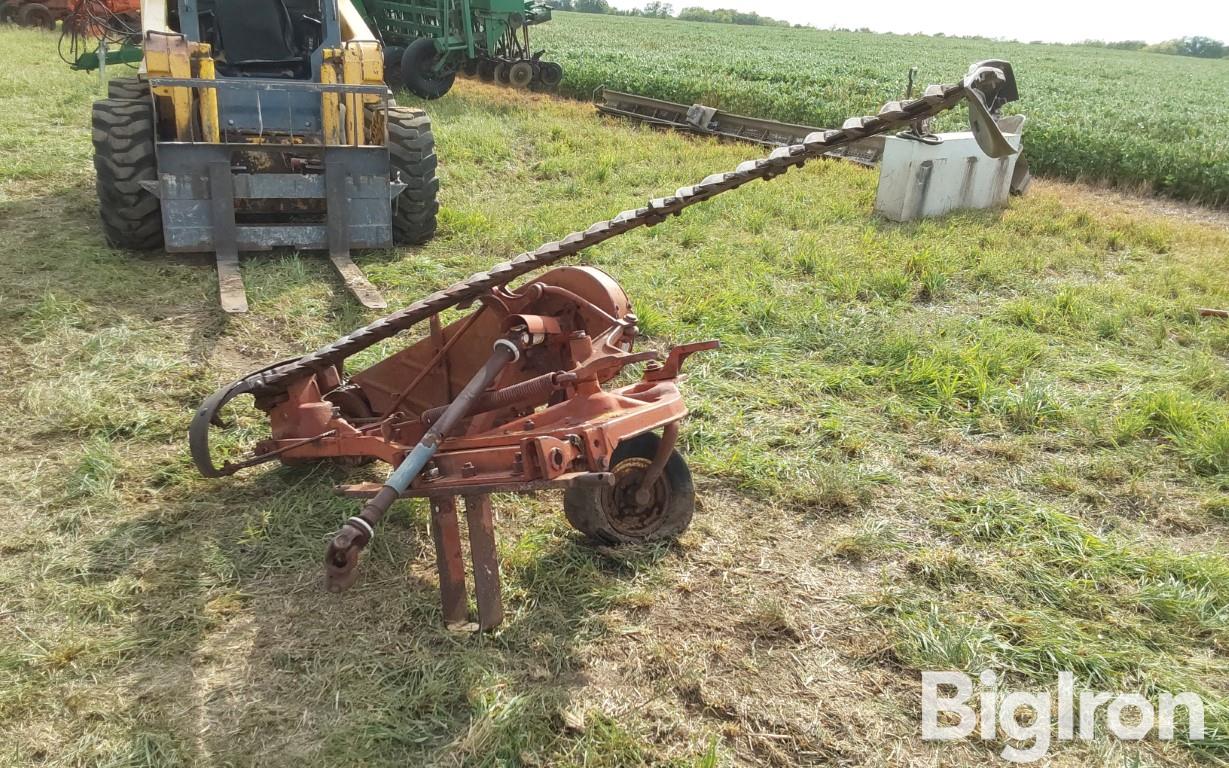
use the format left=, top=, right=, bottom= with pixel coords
left=323, top=335, right=522, bottom=592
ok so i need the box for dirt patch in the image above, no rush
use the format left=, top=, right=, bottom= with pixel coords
left=1038, top=178, right=1229, bottom=231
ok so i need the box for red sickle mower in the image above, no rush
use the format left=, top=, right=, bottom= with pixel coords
left=191, top=60, right=1019, bottom=631
left=193, top=266, right=718, bottom=631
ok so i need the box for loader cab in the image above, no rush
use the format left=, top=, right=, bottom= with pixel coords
left=163, top=0, right=349, bottom=137
left=168, top=0, right=339, bottom=81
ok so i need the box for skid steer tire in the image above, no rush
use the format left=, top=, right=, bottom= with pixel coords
left=92, top=98, right=163, bottom=251
left=107, top=76, right=149, bottom=101
left=564, top=432, right=696, bottom=545
left=386, top=106, right=439, bottom=245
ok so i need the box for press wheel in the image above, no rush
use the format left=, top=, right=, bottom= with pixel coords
left=509, top=60, right=535, bottom=90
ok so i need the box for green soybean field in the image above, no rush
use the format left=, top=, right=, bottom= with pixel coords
left=537, top=12, right=1229, bottom=206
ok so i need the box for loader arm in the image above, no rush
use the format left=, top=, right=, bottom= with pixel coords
left=338, top=0, right=378, bottom=41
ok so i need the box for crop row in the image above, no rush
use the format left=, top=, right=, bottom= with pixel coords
left=534, top=13, right=1229, bottom=206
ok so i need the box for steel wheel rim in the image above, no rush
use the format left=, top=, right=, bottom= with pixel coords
left=510, top=62, right=534, bottom=89
left=540, top=63, right=563, bottom=87
left=602, top=457, right=670, bottom=538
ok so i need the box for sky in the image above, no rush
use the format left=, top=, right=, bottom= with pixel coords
left=605, top=0, right=1229, bottom=45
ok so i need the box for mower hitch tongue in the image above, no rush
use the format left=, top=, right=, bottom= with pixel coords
left=191, top=61, right=1019, bottom=631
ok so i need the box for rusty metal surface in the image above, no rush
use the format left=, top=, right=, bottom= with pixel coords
left=189, top=62, right=1018, bottom=479
left=605, top=454, right=672, bottom=539
left=464, top=494, right=504, bottom=631
left=286, top=262, right=717, bottom=618
left=334, top=471, right=615, bottom=499
left=594, top=86, right=886, bottom=165
left=634, top=421, right=678, bottom=508
left=254, top=267, right=707, bottom=496
left=430, top=497, right=469, bottom=628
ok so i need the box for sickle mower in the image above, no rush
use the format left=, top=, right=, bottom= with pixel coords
left=192, top=60, right=1020, bottom=631
left=195, top=265, right=718, bottom=631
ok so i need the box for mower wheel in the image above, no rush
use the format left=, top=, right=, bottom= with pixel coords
left=564, top=431, right=695, bottom=545
left=18, top=1, right=53, bottom=28
left=92, top=98, right=163, bottom=251
left=477, top=58, right=497, bottom=82
left=107, top=76, right=148, bottom=101
left=384, top=105, right=439, bottom=245
left=0, top=2, right=20, bottom=25
left=383, top=45, right=405, bottom=91
left=494, top=61, right=511, bottom=85
left=461, top=58, right=480, bottom=78
left=400, top=37, right=455, bottom=100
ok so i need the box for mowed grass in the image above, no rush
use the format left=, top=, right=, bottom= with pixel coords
left=536, top=12, right=1229, bottom=206
left=2, top=25, right=1229, bottom=767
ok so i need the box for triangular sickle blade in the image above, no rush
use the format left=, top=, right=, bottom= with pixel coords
left=963, top=64, right=1019, bottom=159
left=966, top=86, right=1018, bottom=158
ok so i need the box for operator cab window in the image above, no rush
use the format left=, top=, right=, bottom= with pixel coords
left=191, top=0, right=324, bottom=78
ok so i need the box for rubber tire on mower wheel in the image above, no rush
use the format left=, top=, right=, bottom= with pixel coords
left=564, top=431, right=695, bottom=545
left=0, top=2, right=21, bottom=25
left=385, top=105, right=439, bottom=245
left=18, top=2, right=53, bottom=28
left=400, top=37, right=456, bottom=100
left=382, top=46, right=405, bottom=91
left=477, top=58, right=497, bottom=82
left=92, top=98, right=163, bottom=250
left=461, top=58, right=480, bottom=78
left=107, top=76, right=148, bottom=101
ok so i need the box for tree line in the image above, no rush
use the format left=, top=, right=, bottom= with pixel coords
left=544, top=2, right=1229, bottom=56
left=543, top=2, right=793, bottom=27
left=1079, top=36, right=1227, bottom=59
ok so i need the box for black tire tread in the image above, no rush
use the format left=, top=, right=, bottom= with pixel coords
left=400, top=37, right=456, bottom=100
left=382, top=105, right=439, bottom=245
left=91, top=97, right=163, bottom=251
left=382, top=46, right=405, bottom=91
left=564, top=432, right=696, bottom=545
left=107, top=77, right=149, bottom=101
left=0, top=1, right=22, bottom=24
left=18, top=2, right=54, bottom=29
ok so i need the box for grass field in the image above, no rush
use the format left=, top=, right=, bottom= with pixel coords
left=2, top=24, right=1229, bottom=768
left=536, top=12, right=1229, bottom=206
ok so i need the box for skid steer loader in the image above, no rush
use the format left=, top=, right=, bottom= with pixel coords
left=92, top=0, right=439, bottom=312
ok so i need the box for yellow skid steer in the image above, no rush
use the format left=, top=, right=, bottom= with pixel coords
left=93, top=0, right=439, bottom=312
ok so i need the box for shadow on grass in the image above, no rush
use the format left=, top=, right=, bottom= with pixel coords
left=81, top=460, right=658, bottom=766
left=1, top=187, right=420, bottom=342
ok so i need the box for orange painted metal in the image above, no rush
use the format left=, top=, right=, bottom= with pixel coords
left=253, top=266, right=715, bottom=500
